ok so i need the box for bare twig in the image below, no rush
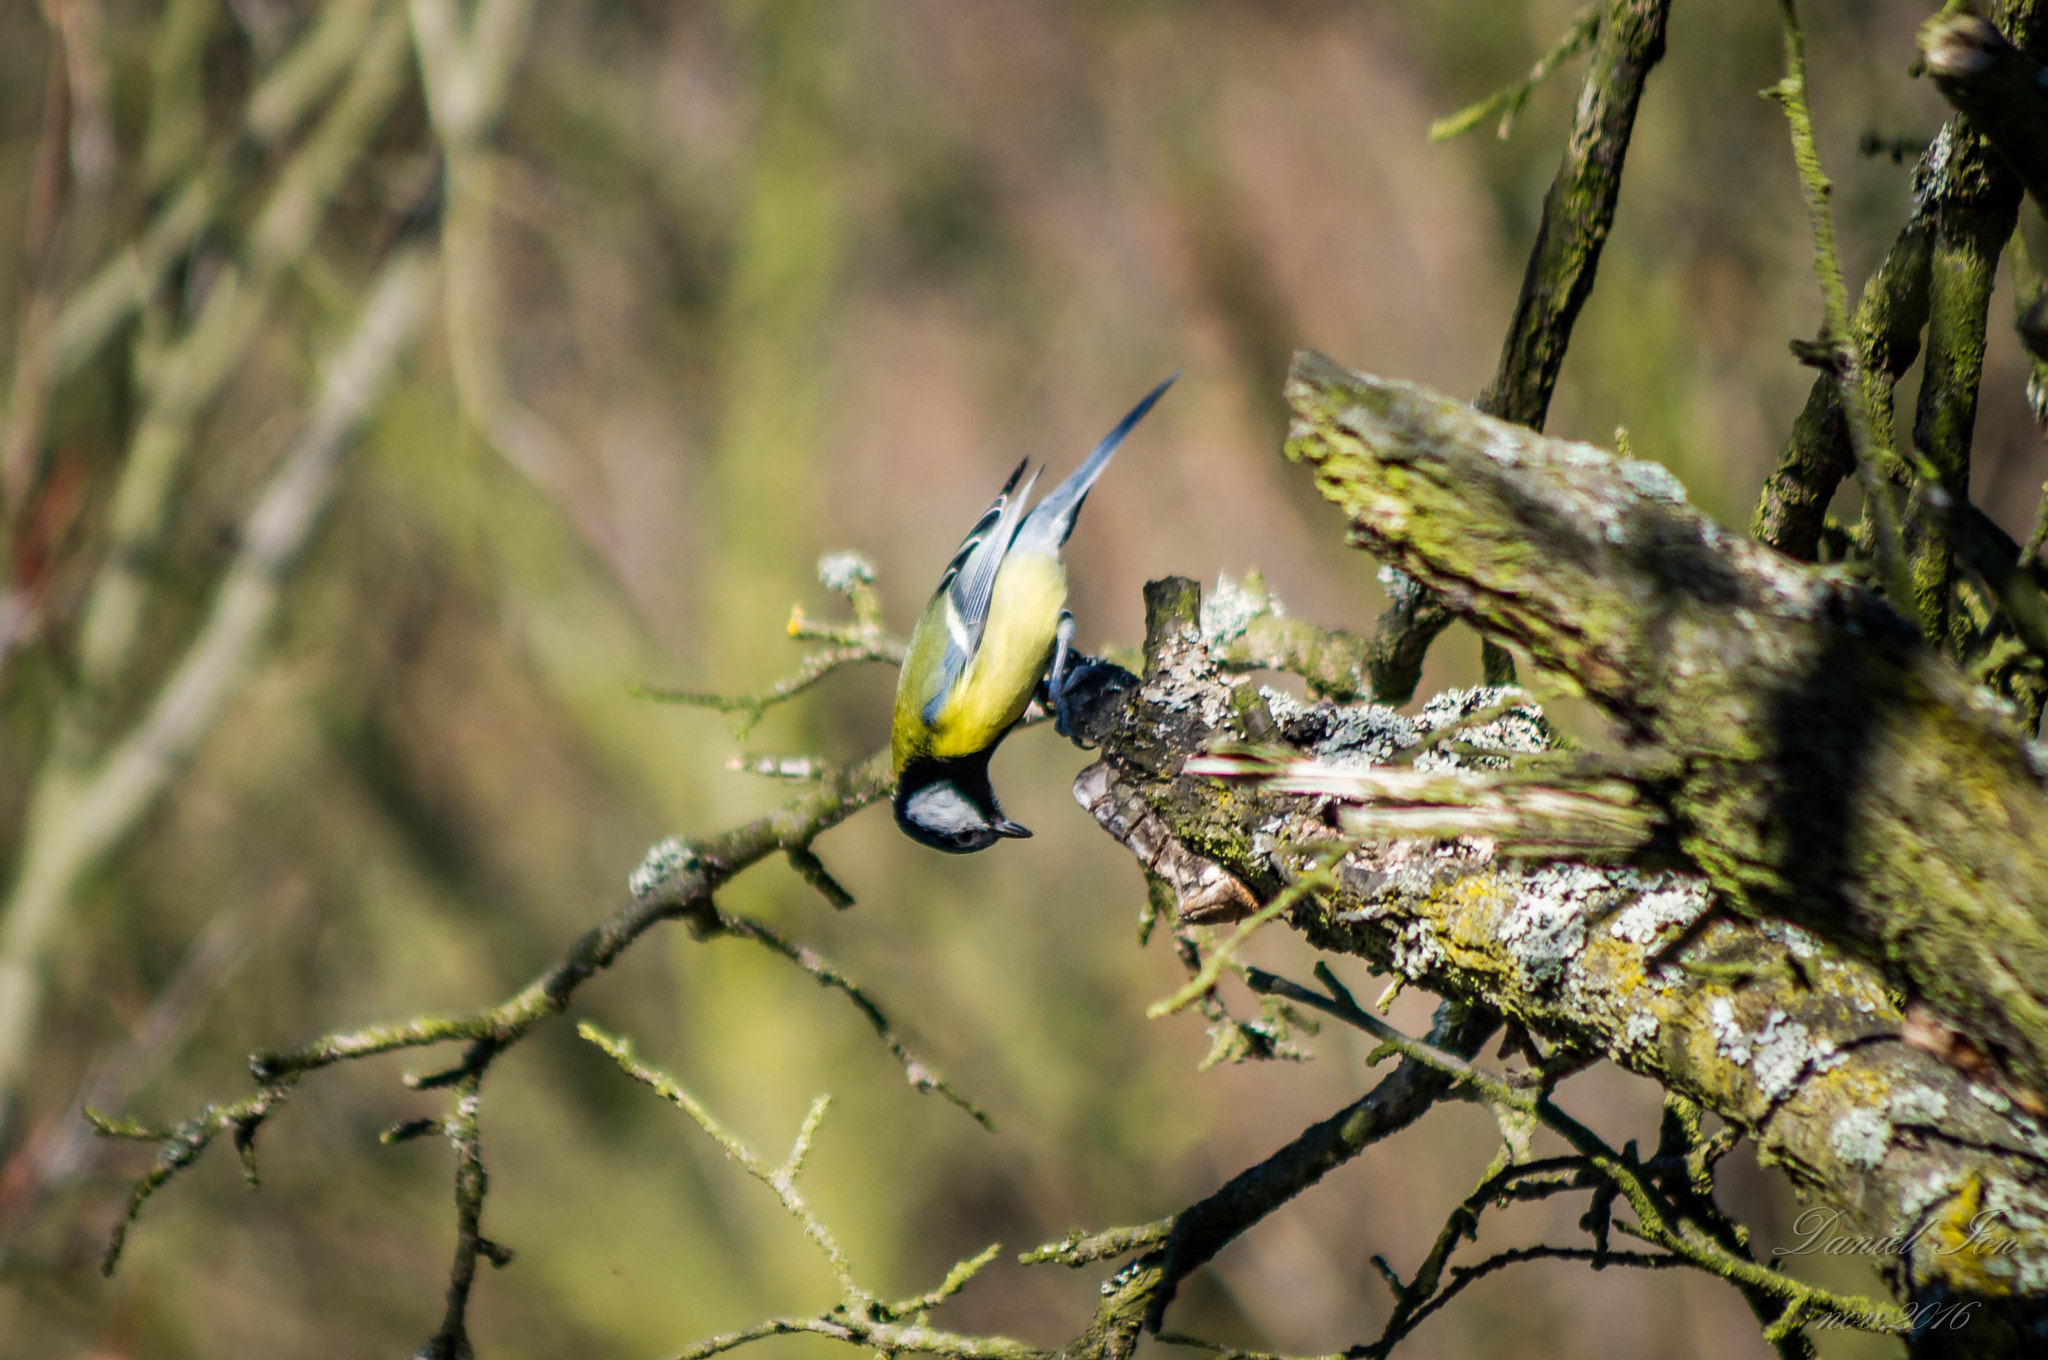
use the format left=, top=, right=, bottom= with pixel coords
left=0, top=896, right=266, bottom=1256
left=0, top=241, right=438, bottom=1138
left=696, top=906, right=993, bottom=1128
left=583, top=1025, right=1037, bottom=1360
left=411, top=0, right=568, bottom=490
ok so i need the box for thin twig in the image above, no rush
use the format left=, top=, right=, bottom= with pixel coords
left=1768, top=0, right=1918, bottom=624
left=697, top=905, right=993, bottom=1129
left=1245, top=964, right=1905, bottom=1349
left=584, top=1024, right=1036, bottom=1360
left=1429, top=2, right=1603, bottom=143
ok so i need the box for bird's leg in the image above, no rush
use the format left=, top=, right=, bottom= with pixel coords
left=1050, top=610, right=1079, bottom=740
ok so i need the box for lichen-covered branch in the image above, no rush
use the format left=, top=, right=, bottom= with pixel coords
left=1248, top=966, right=1892, bottom=1353
left=1287, top=353, right=2048, bottom=1107
left=1071, top=565, right=2048, bottom=1352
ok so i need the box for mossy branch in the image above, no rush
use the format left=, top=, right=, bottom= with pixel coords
left=1766, top=0, right=1920, bottom=624
left=1246, top=966, right=1899, bottom=1352
left=1288, top=355, right=2048, bottom=1102
left=1384, top=0, right=1671, bottom=701
left=1076, top=566, right=2048, bottom=1352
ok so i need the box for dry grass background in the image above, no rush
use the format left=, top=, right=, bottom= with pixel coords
left=0, top=1, right=2042, bottom=1356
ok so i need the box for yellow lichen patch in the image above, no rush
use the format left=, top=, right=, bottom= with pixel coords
left=1923, top=1173, right=2025, bottom=1296
left=1803, top=1060, right=1891, bottom=1117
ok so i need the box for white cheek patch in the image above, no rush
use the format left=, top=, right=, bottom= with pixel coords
left=904, top=782, right=986, bottom=837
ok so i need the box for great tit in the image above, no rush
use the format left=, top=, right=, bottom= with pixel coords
left=891, top=375, right=1176, bottom=853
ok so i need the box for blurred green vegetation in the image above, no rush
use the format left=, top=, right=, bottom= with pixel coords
left=0, top=2, right=2034, bottom=1358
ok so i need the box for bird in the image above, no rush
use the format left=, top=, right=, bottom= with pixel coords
left=891, top=375, right=1176, bottom=853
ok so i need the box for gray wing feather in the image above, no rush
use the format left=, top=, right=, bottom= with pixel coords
left=920, top=459, right=1040, bottom=720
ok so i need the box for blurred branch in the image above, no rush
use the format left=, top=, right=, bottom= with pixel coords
left=1428, top=2, right=1600, bottom=142
left=0, top=240, right=438, bottom=1140
left=6, top=0, right=413, bottom=675
left=410, top=0, right=573, bottom=490
left=586, top=1024, right=1032, bottom=1360
left=34, top=0, right=387, bottom=401
left=71, top=4, right=413, bottom=695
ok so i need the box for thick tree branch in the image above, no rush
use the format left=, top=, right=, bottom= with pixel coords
left=1074, top=561, right=2048, bottom=1351
left=1286, top=353, right=2048, bottom=1107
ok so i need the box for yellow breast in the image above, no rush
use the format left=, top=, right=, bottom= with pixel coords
left=894, top=548, right=1067, bottom=768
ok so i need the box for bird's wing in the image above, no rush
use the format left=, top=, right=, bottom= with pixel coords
left=922, top=458, right=1041, bottom=710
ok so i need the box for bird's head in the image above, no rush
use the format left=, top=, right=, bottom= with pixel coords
left=893, top=773, right=1032, bottom=854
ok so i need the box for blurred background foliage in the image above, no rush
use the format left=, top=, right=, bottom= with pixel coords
left=0, top=1, right=2041, bottom=1357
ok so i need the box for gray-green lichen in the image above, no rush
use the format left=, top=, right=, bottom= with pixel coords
left=629, top=836, right=698, bottom=900
left=1084, top=576, right=2048, bottom=1310
left=1833, top=1107, right=1895, bottom=1169
left=1200, top=573, right=1280, bottom=645
left=1284, top=351, right=2048, bottom=1108
left=816, top=551, right=876, bottom=592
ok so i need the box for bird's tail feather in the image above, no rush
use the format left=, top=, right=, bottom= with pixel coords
left=1021, top=372, right=1177, bottom=547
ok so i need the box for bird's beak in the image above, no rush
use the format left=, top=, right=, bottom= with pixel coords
left=993, top=819, right=1034, bottom=839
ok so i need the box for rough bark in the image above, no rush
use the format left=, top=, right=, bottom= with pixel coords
left=1282, top=351, right=2048, bottom=1110
left=1072, top=564, right=2048, bottom=1350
